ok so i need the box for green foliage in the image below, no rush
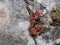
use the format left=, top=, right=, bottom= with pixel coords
left=51, top=6, right=60, bottom=26
left=55, top=7, right=60, bottom=17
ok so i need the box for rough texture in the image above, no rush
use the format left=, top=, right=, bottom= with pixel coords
left=0, top=0, right=60, bottom=45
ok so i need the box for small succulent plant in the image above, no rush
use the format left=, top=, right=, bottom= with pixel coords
left=26, top=6, right=44, bottom=37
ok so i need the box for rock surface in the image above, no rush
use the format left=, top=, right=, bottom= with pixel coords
left=0, top=0, right=60, bottom=45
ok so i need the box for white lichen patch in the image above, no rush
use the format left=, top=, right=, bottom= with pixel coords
left=37, top=0, right=56, bottom=11
left=36, top=36, right=54, bottom=45
left=55, top=39, right=60, bottom=44
left=18, top=21, right=35, bottom=45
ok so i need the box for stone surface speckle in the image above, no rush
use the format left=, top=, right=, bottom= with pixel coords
left=0, top=0, right=60, bottom=45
